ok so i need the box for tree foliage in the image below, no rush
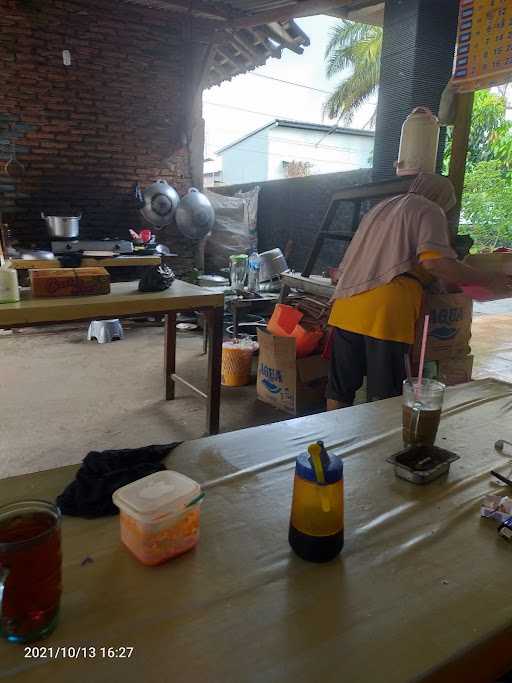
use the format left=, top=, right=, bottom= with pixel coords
left=462, top=161, right=512, bottom=250
left=448, top=90, right=512, bottom=251
left=323, top=20, right=382, bottom=125
left=444, top=90, right=512, bottom=172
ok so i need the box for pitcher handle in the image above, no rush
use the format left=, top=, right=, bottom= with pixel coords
left=0, top=566, right=9, bottom=622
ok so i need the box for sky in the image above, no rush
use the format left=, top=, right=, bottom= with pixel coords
left=202, top=15, right=377, bottom=160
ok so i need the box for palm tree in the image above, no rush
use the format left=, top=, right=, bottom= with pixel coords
left=324, top=20, right=383, bottom=126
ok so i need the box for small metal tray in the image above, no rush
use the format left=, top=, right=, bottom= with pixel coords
left=387, top=445, right=460, bottom=485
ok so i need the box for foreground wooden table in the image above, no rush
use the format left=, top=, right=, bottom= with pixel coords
left=1, top=379, right=512, bottom=682
left=0, top=280, right=224, bottom=434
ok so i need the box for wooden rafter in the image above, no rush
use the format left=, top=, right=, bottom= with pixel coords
left=229, top=0, right=380, bottom=29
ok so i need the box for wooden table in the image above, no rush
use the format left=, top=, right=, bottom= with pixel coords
left=0, top=281, right=224, bottom=434
left=2, top=379, right=512, bottom=682
left=8, top=255, right=161, bottom=269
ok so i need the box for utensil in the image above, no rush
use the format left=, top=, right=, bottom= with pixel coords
left=495, top=439, right=512, bottom=454
left=135, top=180, right=180, bottom=229
left=42, top=213, right=81, bottom=239
left=20, top=250, right=55, bottom=260
left=259, top=248, right=288, bottom=283
left=4, top=125, right=25, bottom=178
left=387, top=445, right=460, bottom=484
left=490, top=470, right=512, bottom=487
left=155, top=244, right=177, bottom=256
left=175, top=188, right=215, bottom=240
left=198, top=274, right=229, bottom=288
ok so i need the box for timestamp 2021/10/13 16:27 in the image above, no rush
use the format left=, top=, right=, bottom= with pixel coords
left=24, top=646, right=135, bottom=659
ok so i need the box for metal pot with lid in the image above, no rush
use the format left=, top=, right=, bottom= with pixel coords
left=135, top=180, right=180, bottom=229
left=42, top=213, right=81, bottom=239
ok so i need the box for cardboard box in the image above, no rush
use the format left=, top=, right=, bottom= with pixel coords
left=437, top=355, right=474, bottom=386
left=465, top=253, right=512, bottom=275
left=256, top=329, right=328, bottom=415
left=413, top=293, right=473, bottom=362
left=30, top=267, right=110, bottom=297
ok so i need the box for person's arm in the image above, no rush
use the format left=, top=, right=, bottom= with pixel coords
left=422, top=257, right=512, bottom=291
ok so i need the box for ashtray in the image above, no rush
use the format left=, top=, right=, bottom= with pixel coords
left=386, top=445, right=460, bottom=484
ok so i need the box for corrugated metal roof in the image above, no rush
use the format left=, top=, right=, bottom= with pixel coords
left=121, top=0, right=383, bottom=86
left=217, top=118, right=374, bottom=153
left=120, top=0, right=317, bottom=87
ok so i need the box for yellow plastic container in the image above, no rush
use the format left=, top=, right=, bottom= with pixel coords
left=221, top=341, right=253, bottom=387
left=112, top=471, right=203, bottom=566
left=289, top=444, right=344, bottom=563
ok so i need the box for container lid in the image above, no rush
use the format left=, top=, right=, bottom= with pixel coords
left=230, top=254, right=248, bottom=262
left=296, top=452, right=343, bottom=484
left=112, top=470, right=201, bottom=520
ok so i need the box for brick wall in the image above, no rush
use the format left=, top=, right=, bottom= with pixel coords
left=0, top=0, right=202, bottom=274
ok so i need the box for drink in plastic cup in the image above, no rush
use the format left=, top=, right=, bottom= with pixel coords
left=0, top=500, right=62, bottom=643
left=402, top=379, right=446, bottom=446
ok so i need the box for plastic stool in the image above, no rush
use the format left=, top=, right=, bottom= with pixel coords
left=87, top=319, right=123, bottom=344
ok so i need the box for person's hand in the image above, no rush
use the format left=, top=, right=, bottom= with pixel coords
left=488, top=273, right=512, bottom=295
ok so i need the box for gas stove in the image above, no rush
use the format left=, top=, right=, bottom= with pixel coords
left=51, top=239, right=134, bottom=255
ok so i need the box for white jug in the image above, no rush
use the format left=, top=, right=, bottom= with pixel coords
left=395, top=107, right=440, bottom=177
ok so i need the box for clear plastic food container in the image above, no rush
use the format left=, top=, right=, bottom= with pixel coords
left=112, top=471, right=203, bottom=566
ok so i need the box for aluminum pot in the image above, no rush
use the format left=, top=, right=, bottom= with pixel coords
left=175, top=188, right=215, bottom=240
left=259, top=248, right=288, bottom=282
left=41, top=213, right=81, bottom=239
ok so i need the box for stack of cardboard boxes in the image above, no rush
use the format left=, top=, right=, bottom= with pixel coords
left=413, top=292, right=474, bottom=386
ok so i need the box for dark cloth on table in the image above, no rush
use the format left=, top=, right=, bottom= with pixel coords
left=326, top=327, right=408, bottom=405
left=56, top=443, right=181, bottom=518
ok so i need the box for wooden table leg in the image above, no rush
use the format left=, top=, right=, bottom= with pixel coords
left=206, top=306, right=223, bottom=435
left=164, top=312, right=176, bottom=400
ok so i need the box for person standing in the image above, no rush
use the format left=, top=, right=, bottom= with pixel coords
left=326, top=173, right=511, bottom=410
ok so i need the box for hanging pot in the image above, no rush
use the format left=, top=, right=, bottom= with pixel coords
left=135, top=180, right=180, bottom=229
left=175, top=188, right=215, bottom=240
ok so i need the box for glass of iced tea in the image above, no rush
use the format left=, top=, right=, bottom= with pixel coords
left=402, top=379, right=446, bottom=447
left=0, top=500, right=62, bottom=643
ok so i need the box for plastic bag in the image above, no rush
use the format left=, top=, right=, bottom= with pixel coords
left=138, top=265, right=175, bottom=292
left=205, top=187, right=260, bottom=272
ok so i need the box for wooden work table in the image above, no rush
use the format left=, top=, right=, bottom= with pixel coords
left=8, top=255, right=161, bottom=270
left=1, top=379, right=512, bottom=682
left=0, top=280, right=224, bottom=434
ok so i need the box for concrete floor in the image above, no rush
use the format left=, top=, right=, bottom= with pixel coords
left=1, top=303, right=511, bottom=480
left=0, top=322, right=288, bottom=479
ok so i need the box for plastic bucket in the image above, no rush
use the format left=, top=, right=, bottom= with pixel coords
left=221, top=342, right=254, bottom=387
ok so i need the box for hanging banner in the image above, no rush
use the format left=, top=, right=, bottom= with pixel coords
left=451, top=0, right=512, bottom=92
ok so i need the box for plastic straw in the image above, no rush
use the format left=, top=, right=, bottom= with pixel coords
left=404, top=354, right=413, bottom=385
left=416, top=314, right=430, bottom=392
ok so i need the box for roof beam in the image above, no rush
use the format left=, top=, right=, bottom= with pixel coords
left=127, top=0, right=231, bottom=22
left=229, top=0, right=380, bottom=29
left=263, top=23, right=305, bottom=54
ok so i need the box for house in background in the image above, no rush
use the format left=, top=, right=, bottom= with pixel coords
left=216, top=119, right=375, bottom=186
left=203, top=157, right=223, bottom=187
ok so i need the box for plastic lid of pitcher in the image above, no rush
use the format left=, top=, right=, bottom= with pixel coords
left=113, top=470, right=201, bottom=520
left=296, top=452, right=343, bottom=484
